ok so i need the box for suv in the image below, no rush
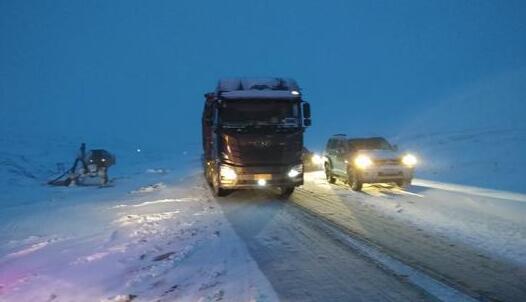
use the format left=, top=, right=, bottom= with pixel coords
left=323, top=135, right=417, bottom=191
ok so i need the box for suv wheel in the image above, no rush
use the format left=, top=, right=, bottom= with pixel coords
left=325, top=163, right=336, bottom=184
left=348, top=170, right=362, bottom=191
left=396, top=179, right=411, bottom=189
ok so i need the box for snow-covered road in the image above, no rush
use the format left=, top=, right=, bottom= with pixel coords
left=293, top=172, right=526, bottom=301
left=217, top=191, right=432, bottom=301
left=1, top=164, right=525, bottom=301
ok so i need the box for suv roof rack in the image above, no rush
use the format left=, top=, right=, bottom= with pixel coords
left=332, top=133, right=347, bottom=137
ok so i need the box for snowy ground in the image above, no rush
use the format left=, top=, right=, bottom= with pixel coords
left=1, top=136, right=526, bottom=301
left=0, top=174, right=278, bottom=301
left=0, top=138, right=278, bottom=302
left=295, top=172, right=526, bottom=301
left=395, top=128, right=526, bottom=193
left=303, top=172, right=526, bottom=266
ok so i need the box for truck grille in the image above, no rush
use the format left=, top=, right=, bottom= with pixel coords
left=221, top=132, right=302, bottom=166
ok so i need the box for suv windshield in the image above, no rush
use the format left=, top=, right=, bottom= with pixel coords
left=347, top=138, right=393, bottom=151
left=219, top=100, right=299, bottom=127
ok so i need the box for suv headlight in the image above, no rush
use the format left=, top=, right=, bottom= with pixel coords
left=402, top=154, right=417, bottom=167
left=220, top=165, right=237, bottom=180
left=288, top=164, right=303, bottom=178
left=354, top=155, right=373, bottom=169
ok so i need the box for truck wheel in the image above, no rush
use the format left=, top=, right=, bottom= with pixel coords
left=278, top=186, right=295, bottom=198
left=325, top=163, right=336, bottom=184
left=212, top=173, right=230, bottom=197
left=205, top=166, right=213, bottom=186
left=216, top=187, right=230, bottom=197
left=349, top=171, right=362, bottom=191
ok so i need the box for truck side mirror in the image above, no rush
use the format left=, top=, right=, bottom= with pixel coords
left=302, top=102, right=311, bottom=119
left=302, top=102, right=311, bottom=127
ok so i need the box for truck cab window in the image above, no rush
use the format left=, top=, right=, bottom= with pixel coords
left=220, top=100, right=299, bottom=127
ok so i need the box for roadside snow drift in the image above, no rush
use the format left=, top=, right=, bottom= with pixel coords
left=0, top=138, right=277, bottom=302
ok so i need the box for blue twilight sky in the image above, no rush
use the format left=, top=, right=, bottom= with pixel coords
left=1, top=0, right=525, bottom=151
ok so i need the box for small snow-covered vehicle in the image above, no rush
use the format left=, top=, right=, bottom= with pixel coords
left=323, top=135, right=417, bottom=191
left=48, top=144, right=116, bottom=186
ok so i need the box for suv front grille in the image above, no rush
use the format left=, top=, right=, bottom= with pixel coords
left=374, top=159, right=400, bottom=165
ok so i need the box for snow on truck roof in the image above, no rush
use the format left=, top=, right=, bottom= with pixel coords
left=216, top=78, right=301, bottom=100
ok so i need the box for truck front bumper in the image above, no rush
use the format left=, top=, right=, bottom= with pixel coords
left=219, top=164, right=303, bottom=189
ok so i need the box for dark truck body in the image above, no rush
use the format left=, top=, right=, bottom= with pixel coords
left=202, top=78, right=311, bottom=197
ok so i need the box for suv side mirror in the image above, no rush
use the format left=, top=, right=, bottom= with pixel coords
left=302, top=102, right=311, bottom=127
left=393, top=144, right=399, bottom=151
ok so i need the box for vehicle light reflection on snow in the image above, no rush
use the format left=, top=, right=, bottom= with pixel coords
left=311, top=153, right=323, bottom=165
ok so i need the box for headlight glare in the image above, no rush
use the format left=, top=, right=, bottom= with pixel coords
left=220, top=165, right=237, bottom=180
left=354, top=155, right=373, bottom=169
left=402, top=154, right=417, bottom=167
left=288, top=164, right=303, bottom=178
left=311, top=154, right=323, bottom=165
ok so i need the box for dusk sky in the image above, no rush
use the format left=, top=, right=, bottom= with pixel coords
left=1, top=0, right=525, bottom=151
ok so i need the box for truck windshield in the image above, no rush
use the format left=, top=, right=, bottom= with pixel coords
left=219, top=100, right=299, bottom=127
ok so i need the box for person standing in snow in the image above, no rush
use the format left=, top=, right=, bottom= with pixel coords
left=64, top=143, right=88, bottom=186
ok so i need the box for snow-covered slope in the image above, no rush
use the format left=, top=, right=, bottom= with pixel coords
left=393, top=70, right=526, bottom=193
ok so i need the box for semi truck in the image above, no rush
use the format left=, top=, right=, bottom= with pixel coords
left=202, top=78, right=311, bottom=197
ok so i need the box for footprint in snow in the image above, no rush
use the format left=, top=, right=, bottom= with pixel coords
left=162, top=284, right=179, bottom=296
left=153, top=252, right=175, bottom=261
left=211, top=289, right=225, bottom=301
left=130, top=183, right=166, bottom=194
left=104, top=294, right=137, bottom=302
left=146, top=168, right=169, bottom=174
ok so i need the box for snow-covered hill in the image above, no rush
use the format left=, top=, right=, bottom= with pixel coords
left=393, top=70, right=526, bottom=192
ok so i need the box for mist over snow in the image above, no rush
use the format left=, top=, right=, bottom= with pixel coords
left=1, top=0, right=525, bottom=191
left=392, top=69, right=526, bottom=192
left=1, top=2, right=526, bottom=301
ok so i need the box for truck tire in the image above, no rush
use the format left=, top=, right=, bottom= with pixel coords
left=216, top=187, right=230, bottom=197
left=348, top=170, right=362, bottom=191
left=212, top=172, right=230, bottom=197
left=278, top=186, right=295, bottom=199
left=205, top=166, right=213, bottom=186
left=325, top=163, right=336, bottom=184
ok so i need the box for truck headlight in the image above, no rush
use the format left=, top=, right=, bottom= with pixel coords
left=402, top=154, right=417, bottom=167
left=288, top=164, right=303, bottom=178
left=354, top=155, right=373, bottom=169
left=220, top=165, right=237, bottom=180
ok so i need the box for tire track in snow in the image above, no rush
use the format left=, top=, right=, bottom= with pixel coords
left=292, top=197, right=477, bottom=302
left=292, top=184, right=526, bottom=301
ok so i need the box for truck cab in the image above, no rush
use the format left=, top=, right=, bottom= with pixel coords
left=202, top=78, right=311, bottom=197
